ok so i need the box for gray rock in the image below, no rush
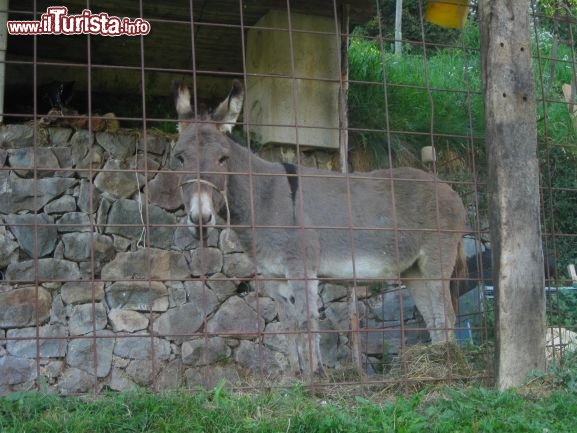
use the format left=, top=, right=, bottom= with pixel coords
left=93, top=159, right=143, bottom=199
left=0, top=148, right=6, bottom=166
left=112, top=235, right=131, bottom=252
left=219, top=229, right=244, bottom=254
left=104, top=198, right=176, bottom=249
left=62, top=232, right=115, bottom=262
left=223, top=253, right=254, bottom=278
left=108, top=367, right=136, bottom=392
left=361, top=326, right=403, bottom=356
left=188, top=248, right=223, bottom=276
left=207, top=296, right=265, bottom=338
left=367, top=290, right=416, bottom=322
left=49, top=147, right=74, bottom=176
left=0, top=230, right=19, bottom=268
left=113, top=334, right=171, bottom=360
left=138, top=133, right=170, bottom=155
left=44, top=195, right=77, bottom=214
left=0, top=355, right=37, bottom=386
left=184, top=365, right=240, bottom=390
left=72, top=137, right=104, bottom=175
left=66, top=330, right=115, bottom=377
left=70, top=130, right=93, bottom=165
left=96, top=198, right=111, bottom=233
left=7, top=324, right=67, bottom=358
left=324, top=302, right=351, bottom=332
left=0, top=287, right=52, bottom=327
left=263, top=322, right=289, bottom=354
left=57, top=212, right=92, bottom=233
left=77, top=180, right=100, bottom=214
left=6, top=258, right=80, bottom=283
left=206, top=273, right=237, bottom=301
left=75, top=147, right=105, bottom=179
left=50, top=294, right=67, bottom=324
left=134, top=154, right=161, bottom=179
left=101, top=248, right=190, bottom=280
left=319, top=319, right=346, bottom=368
left=152, top=303, right=205, bottom=340
left=184, top=281, right=219, bottom=315
left=106, top=281, right=168, bottom=312
left=61, top=281, right=105, bottom=305
left=6, top=213, right=58, bottom=258
left=245, top=294, right=277, bottom=323
left=182, top=337, right=231, bottom=366
left=48, top=127, right=73, bottom=145
left=320, top=284, right=349, bottom=304
left=42, top=360, right=65, bottom=382
left=234, top=340, right=288, bottom=372
left=96, top=131, right=137, bottom=159
left=172, top=224, right=217, bottom=251
left=167, top=282, right=187, bottom=308
left=125, top=359, right=154, bottom=386
left=108, top=309, right=149, bottom=332
left=173, top=223, right=199, bottom=251
left=0, top=124, right=34, bottom=148
left=57, top=368, right=94, bottom=395
left=8, top=147, right=60, bottom=177
left=156, top=359, right=183, bottom=390
left=112, top=355, right=130, bottom=368
left=68, top=303, right=107, bottom=335
left=0, top=173, right=77, bottom=213
left=52, top=240, right=64, bottom=259
left=147, top=172, right=181, bottom=210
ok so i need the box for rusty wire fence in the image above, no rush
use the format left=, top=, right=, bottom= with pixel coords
left=0, top=0, right=574, bottom=396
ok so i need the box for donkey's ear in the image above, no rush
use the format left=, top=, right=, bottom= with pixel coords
left=212, top=79, right=244, bottom=133
left=173, top=80, right=194, bottom=134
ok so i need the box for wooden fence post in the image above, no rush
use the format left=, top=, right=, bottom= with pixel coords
left=479, top=0, right=546, bottom=389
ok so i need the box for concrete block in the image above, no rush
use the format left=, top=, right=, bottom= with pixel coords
left=246, top=10, right=341, bottom=149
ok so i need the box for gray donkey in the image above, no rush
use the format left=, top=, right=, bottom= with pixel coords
left=173, top=80, right=466, bottom=375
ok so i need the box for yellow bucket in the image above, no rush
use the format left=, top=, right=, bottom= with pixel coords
left=425, top=0, right=468, bottom=29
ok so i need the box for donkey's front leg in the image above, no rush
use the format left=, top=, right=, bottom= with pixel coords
left=284, top=272, right=324, bottom=376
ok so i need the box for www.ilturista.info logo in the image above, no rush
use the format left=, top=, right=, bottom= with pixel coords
left=7, top=6, right=151, bottom=36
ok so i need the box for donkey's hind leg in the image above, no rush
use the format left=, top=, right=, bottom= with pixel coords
left=402, top=260, right=456, bottom=344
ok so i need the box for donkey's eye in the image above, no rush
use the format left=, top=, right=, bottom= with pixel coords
left=218, top=156, right=228, bottom=166
left=175, top=154, right=185, bottom=164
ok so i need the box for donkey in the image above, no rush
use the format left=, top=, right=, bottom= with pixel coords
left=172, top=80, right=467, bottom=375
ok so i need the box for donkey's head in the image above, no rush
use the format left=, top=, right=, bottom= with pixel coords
left=172, top=80, right=244, bottom=239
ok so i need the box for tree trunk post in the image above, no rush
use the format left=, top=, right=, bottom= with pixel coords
left=479, top=0, right=546, bottom=389
left=395, top=0, right=403, bottom=55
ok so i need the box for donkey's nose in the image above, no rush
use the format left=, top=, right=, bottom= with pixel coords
left=190, top=213, right=213, bottom=226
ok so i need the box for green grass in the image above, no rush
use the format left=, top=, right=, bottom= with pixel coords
left=2, top=383, right=577, bottom=433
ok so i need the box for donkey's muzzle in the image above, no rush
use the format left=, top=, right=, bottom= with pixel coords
left=187, top=212, right=215, bottom=240
left=190, top=213, right=214, bottom=227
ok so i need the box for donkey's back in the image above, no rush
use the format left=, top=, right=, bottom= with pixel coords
left=297, top=166, right=465, bottom=280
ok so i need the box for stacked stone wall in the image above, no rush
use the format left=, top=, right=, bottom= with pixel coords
left=0, top=124, right=426, bottom=395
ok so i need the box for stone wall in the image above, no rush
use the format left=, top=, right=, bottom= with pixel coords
left=0, top=124, right=427, bottom=395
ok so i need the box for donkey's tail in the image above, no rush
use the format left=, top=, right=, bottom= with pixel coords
left=450, top=238, right=467, bottom=315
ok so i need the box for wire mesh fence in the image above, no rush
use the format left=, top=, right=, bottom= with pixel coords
left=0, top=0, right=574, bottom=396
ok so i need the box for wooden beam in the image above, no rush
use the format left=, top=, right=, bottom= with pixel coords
left=479, top=0, right=546, bottom=389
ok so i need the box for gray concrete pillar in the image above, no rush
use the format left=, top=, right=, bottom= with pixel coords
left=246, top=10, right=340, bottom=149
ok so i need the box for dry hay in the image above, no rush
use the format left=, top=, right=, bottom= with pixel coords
left=379, top=343, right=493, bottom=394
